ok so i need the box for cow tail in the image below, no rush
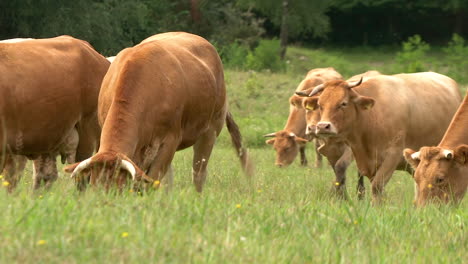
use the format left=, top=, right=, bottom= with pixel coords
left=225, top=111, right=254, bottom=178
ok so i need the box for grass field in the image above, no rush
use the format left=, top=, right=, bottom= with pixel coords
left=1, top=47, right=467, bottom=263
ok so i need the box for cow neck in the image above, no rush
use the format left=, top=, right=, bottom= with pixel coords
left=98, top=101, right=139, bottom=158
left=439, top=94, right=468, bottom=149
left=343, top=106, right=379, bottom=177
left=283, top=107, right=306, bottom=135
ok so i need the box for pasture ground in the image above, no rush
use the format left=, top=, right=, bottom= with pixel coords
left=1, top=46, right=467, bottom=263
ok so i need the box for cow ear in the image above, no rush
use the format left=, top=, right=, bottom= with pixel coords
left=354, top=95, right=375, bottom=110
left=289, top=95, right=303, bottom=108
left=64, top=162, right=81, bottom=173
left=302, top=97, right=319, bottom=111
left=403, top=148, right=420, bottom=169
left=266, top=139, right=275, bottom=145
left=454, top=144, right=468, bottom=165
left=294, top=136, right=309, bottom=145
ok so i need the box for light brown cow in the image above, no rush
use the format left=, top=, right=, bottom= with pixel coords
left=0, top=36, right=108, bottom=191
left=64, top=32, right=252, bottom=192
left=297, top=72, right=461, bottom=203
left=294, top=71, right=381, bottom=198
left=265, top=68, right=343, bottom=168
left=404, top=92, right=468, bottom=206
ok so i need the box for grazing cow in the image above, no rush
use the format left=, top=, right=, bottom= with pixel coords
left=297, top=72, right=461, bottom=203
left=0, top=36, right=108, bottom=191
left=265, top=67, right=343, bottom=168
left=64, top=32, right=252, bottom=192
left=295, top=71, right=381, bottom=198
left=404, top=92, right=468, bottom=206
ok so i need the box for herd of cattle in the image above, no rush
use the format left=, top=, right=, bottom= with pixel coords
left=266, top=66, right=468, bottom=206
left=0, top=32, right=466, bottom=206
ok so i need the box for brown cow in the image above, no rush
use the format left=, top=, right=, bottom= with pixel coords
left=297, top=72, right=461, bottom=203
left=265, top=68, right=343, bottom=168
left=0, top=36, right=108, bottom=191
left=294, top=71, right=381, bottom=198
left=64, top=32, right=252, bottom=192
left=404, top=92, right=468, bottom=206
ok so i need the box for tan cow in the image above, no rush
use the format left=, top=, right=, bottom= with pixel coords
left=404, top=92, right=468, bottom=206
left=265, top=68, right=343, bottom=168
left=0, top=36, right=108, bottom=191
left=294, top=71, right=381, bottom=198
left=297, top=72, right=461, bottom=203
left=64, top=32, right=252, bottom=192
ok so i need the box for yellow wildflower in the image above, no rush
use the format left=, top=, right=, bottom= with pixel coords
left=354, top=220, right=358, bottom=225
left=2, top=181, right=9, bottom=187
left=121, top=232, right=129, bottom=238
left=236, top=204, right=242, bottom=209
left=257, top=189, right=262, bottom=193
left=0, top=175, right=3, bottom=179
left=37, top=240, right=46, bottom=245
left=427, top=184, right=433, bottom=189
left=153, top=180, right=161, bottom=188
left=335, top=182, right=340, bottom=186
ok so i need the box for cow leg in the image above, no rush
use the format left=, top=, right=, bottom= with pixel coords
left=146, top=139, right=178, bottom=190
left=331, top=147, right=353, bottom=199
left=314, top=139, right=323, bottom=168
left=356, top=172, right=365, bottom=200
left=299, top=145, right=308, bottom=166
left=2, top=155, right=27, bottom=192
left=370, top=149, right=402, bottom=204
left=32, top=154, right=58, bottom=190
left=192, top=130, right=217, bottom=192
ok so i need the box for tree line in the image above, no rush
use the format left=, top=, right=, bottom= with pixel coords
left=0, top=0, right=466, bottom=55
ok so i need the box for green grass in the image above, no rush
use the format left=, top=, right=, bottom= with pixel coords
left=1, top=147, right=466, bottom=263
left=1, top=48, right=467, bottom=263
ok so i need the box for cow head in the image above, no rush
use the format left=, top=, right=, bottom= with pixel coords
left=64, top=152, right=151, bottom=191
left=403, top=146, right=468, bottom=206
left=265, top=130, right=309, bottom=168
left=296, top=77, right=374, bottom=137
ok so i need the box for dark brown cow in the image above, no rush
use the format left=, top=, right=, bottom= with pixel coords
left=297, top=72, right=461, bottom=203
left=0, top=36, right=108, bottom=191
left=404, top=92, right=468, bottom=206
left=64, top=32, right=252, bottom=192
left=265, top=68, right=343, bottom=168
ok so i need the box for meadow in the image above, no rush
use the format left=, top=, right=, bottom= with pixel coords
left=0, top=46, right=467, bottom=263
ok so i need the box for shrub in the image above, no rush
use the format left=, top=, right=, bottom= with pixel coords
left=219, top=42, right=250, bottom=69
left=245, top=39, right=285, bottom=72
left=443, top=34, right=468, bottom=83
left=395, top=35, right=430, bottom=73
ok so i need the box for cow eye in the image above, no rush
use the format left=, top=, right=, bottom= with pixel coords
left=340, top=101, right=348, bottom=107
left=435, top=177, right=444, bottom=184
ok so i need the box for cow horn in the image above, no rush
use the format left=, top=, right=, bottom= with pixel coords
left=442, top=149, right=453, bottom=159
left=264, top=133, right=277, bottom=138
left=308, top=84, right=325, bottom=97
left=70, top=158, right=92, bottom=178
left=347, top=77, right=363, bottom=89
left=289, top=132, right=296, bottom=137
left=411, top=152, right=420, bottom=160
left=295, top=91, right=309, bottom=96
left=121, top=160, right=136, bottom=180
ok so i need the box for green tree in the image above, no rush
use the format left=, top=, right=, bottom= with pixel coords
left=238, top=0, right=333, bottom=59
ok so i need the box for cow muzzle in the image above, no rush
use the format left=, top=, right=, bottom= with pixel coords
left=315, top=122, right=337, bottom=136
left=305, top=125, right=316, bottom=136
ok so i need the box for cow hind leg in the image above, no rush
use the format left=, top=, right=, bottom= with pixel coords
left=192, top=130, right=217, bottom=193
left=299, top=146, right=308, bottom=166
left=2, top=155, right=27, bottom=192
left=32, top=154, right=58, bottom=190
left=356, top=172, right=365, bottom=200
